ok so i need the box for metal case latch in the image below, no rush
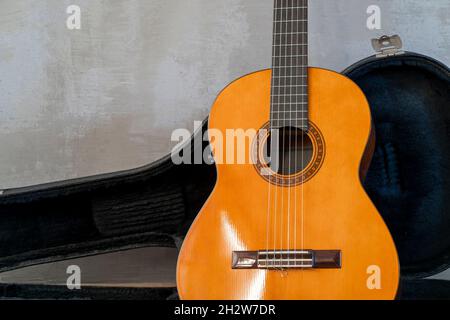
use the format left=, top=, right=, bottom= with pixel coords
left=372, top=35, right=405, bottom=58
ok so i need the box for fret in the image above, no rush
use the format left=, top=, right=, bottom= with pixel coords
left=272, top=100, right=308, bottom=103
left=272, top=102, right=308, bottom=104
left=273, top=23, right=307, bottom=29
left=272, top=67, right=307, bottom=73
left=273, top=75, right=307, bottom=78
left=272, top=85, right=307, bottom=87
left=273, top=55, right=307, bottom=58
left=272, top=94, right=308, bottom=98
left=272, top=93, right=308, bottom=96
left=274, top=38, right=307, bottom=45
left=271, top=110, right=308, bottom=113
left=272, top=102, right=308, bottom=107
left=273, top=94, right=308, bottom=99
left=272, top=95, right=308, bottom=102
left=271, top=118, right=309, bottom=121
left=272, top=97, right=308, bottom=101
left=272, top=102, right=308, bottom=105
left=272, top=93, right=308, bottom=95
left=272, top=84, right=308, bottom=89
left=272, top=111, right=308, bottom=115
left=273, top=43, right=307, bottom=47
left=273, top=55, right=307, bottom=60
left=274, top=20, right=307, bottom=23
left=272, top=98, right=308, bottom=105
left=272, top=117, right=308, bottom=120
left=271, top=108, right=308, bottom=111
left=273, top=46, right=306, bottom=52
left=274, top=38, right=307, bottom=44
left=272, top=94, right=307, bottom=99
left=274, top=7, right=307, bottom=11
left=273, top=23, right=306, bottom=33
left=271, top=119, right=308, bottom=122
left=272, top=80, right=307, bottom=87
left=272, top=93, right=308, bottom=97
left=272, top=66, right=307, bottom=69
left=274, top=31, right=308, bottom=36
left=272, top=106, right=308, bottom=111
left=272, top=59, right=307, bottom=67
left=273, top=102, right=308, bottom=107
left=272, top=77, right=308, bottom=82
left=273, top=43, right=307, bottom=48
left=275, top=8, right=307, bottom=11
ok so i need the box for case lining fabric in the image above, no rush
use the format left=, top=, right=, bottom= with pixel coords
left=0, top=53, right=448, bottom=299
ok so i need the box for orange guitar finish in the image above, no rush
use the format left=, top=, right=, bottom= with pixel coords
left=177, top=68, right=400, bottom=300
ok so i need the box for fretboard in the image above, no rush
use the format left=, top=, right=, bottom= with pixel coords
left=270, top=0, right=308, bottom=131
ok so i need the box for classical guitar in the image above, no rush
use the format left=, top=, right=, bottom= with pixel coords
left=177, top=0, right=399, bottom=299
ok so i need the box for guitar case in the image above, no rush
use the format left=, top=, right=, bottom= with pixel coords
left=0, top=39, right=448, bottom=300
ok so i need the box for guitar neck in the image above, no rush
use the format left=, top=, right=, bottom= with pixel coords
left=270, top=0, right=309, bottom=131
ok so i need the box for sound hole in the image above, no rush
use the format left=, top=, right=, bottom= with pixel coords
left=265, top=127, right=313, bottom=176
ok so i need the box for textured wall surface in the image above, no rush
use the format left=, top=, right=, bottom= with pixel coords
left=0, top=0, right=449, bottom=189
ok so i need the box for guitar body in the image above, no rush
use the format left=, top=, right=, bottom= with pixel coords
left=177, top=68, right=399, bottom=300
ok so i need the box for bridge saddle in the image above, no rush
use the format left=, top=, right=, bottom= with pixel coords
left=232, top=250, right=341, bottom=270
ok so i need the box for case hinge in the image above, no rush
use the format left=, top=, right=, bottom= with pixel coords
left=371, top=35, right=405, bottom=58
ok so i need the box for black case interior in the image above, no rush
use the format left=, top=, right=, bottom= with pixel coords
left=0, top=53, right=448, bottom=300
left=345, top=53, right=450, bottom=278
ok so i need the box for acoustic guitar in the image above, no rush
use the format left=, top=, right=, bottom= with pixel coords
left=177, top=0, right=399, bottom=300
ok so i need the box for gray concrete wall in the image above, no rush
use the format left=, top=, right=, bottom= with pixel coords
left=0, top=0, right=448, bottom=189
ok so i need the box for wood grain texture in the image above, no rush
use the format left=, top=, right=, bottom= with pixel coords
left=177, top=68, right=399, bottom=300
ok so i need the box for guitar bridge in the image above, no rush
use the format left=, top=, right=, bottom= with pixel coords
left=232, top=250, right=341, bottom=269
